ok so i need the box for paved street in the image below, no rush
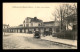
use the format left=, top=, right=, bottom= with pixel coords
left=3, top=33, right=76, bottom=49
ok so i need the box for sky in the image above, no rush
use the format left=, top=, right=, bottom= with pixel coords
left=3, top=3, right=77, bottom=26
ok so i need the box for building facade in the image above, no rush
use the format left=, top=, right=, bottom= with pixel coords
left=23, top=17, right=43, bottom=27
left=3, top=24, right=9, bottom=32
left=3, top=24, right=9, bottom=29
left=3, top=17, right=60, bottom=36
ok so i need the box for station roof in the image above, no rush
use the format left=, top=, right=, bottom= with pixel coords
left=5, top=26, right=59, bottom=29
left=43, top=21, right=55, bottom=24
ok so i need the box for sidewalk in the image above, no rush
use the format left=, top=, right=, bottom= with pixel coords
left=41, top=36, right=77, bottom=47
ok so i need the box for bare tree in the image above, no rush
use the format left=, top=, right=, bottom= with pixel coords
left=52, top=4, right=66, bottom=32
left=64, top=4, right=77, bottom=30
left=52, top=3, right=77, bottom=32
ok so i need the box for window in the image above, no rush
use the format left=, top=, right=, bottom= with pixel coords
left=24, top=24, right=25, bottom=27
left=38, top=24, right=40, bottom=26
left=7, top=26, right=8, bottom=28
left=31, top=23, right=33, bottom=26
left=26, top=24, right=29, bottom=27
left=46, top=28, right=49, bottom=31
left=23, top=21, right=25, bottom=23
left=41, top=23, right=42, bottom=26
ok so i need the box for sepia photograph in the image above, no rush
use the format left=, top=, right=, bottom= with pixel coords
left=3, top=2, right=77, bottom=49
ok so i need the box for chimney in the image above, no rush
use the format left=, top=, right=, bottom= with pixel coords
left=34, top=17, right=37, bottom=20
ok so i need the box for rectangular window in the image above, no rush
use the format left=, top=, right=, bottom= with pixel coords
left=31, top=23, right=32, bottom=26
left=24, top=24, right=25, bottom=27
left=26, top=24, right=29, bottom=27
left=38, top=24, right=40, bottom=26
left=46, top=28, right=49, bottom=31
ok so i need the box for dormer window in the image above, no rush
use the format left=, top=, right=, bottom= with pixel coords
left=23, top=21, right=25, bottom=23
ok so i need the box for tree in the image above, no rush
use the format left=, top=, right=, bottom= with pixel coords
left=64, top=4, right=77, bottom=31
left=52, top=4, right=67, bottom=32
left=52, top=3, right=77, bottom=31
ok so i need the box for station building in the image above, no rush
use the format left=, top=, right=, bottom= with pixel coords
left=3, top=17, right=60, bottom=35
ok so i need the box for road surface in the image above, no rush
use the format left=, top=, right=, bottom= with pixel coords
left=3, top=33, right=76, bottom=49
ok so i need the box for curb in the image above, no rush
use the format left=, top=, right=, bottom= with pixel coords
left=41, top=38, right=77, bottom=48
